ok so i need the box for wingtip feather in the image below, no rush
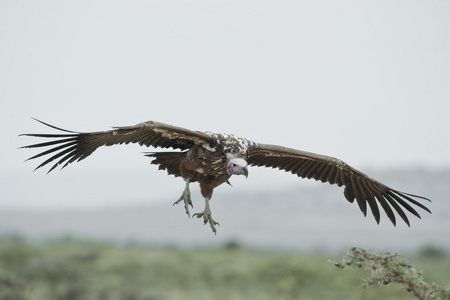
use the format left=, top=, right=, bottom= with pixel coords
left=30, top=118, right=80, bottom=133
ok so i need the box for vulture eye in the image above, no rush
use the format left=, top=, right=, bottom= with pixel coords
left=233, top=164, right=237, bottom=167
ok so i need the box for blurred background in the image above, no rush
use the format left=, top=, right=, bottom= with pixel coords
left=1, top=0, right=449, bottom=254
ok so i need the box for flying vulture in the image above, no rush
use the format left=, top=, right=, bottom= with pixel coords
left=21, top=119, right=431, bottom=234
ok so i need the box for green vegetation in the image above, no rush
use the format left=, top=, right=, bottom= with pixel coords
left=0, top=236, right=448, bottom=300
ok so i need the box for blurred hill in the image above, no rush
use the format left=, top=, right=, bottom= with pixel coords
left=1, top=169, right=448, bottom=253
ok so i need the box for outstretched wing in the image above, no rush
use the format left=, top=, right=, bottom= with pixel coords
left=20, top=119, right=213, bottom=173
left=247, top=143, right=431, bottom=226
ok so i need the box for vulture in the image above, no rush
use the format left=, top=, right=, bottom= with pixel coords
left=21, top=119, right=431, bottom=234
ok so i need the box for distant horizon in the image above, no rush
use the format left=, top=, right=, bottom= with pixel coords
left=0, top=167, right=446, bottom=254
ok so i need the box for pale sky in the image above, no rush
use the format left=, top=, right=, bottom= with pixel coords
left=1, top=1, right=449, bottom=211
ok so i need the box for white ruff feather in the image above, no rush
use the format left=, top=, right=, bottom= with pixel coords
left=205, top=132, right=255, bottom=157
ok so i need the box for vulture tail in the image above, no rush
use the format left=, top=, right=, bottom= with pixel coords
left=145, top=152, right=186, bottom=179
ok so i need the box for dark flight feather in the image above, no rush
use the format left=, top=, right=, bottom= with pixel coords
left=246, top=143, right=431, bottom=226
left=21, top=119, right=213, bottom=173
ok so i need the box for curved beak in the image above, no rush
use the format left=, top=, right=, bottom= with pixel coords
left=242, top=166, right=248, bottom=178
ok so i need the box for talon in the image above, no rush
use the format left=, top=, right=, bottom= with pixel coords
left=192, top=208, right=220, bottom=234
left=173, top=180, right=192, bottom=218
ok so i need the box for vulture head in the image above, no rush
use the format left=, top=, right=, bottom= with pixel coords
left=227, top=158, right=248, bottom=178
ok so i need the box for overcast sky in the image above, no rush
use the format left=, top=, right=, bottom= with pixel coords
left=1, top=1, right=449, bottom=211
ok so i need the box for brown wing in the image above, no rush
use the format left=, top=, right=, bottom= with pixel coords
left=20, top=118, right=213, bottom=173
left=247, top=143, right=431, bottom=226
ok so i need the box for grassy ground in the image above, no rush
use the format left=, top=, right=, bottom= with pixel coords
left=0, top=236, right=448, bottom=300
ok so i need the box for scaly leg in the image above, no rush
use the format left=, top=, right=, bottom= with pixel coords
left=173, top=179, right=193, bottom=218
left=193, top=198, right=220, bottom=234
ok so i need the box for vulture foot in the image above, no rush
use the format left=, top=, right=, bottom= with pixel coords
left=173, top=180, right=193, bottom=218
left=193, top=198, right=219, bottom=234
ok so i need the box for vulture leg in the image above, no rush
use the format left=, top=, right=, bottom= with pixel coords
left=173, top=179, right=193, bottom=218
left=193, top=198, right=220, bottom=234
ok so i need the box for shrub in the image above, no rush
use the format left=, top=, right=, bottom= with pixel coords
left=334, top=247, right=450, bottom=300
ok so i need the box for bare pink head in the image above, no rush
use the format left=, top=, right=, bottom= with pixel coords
left=227, top=158, right=248, bottom=178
